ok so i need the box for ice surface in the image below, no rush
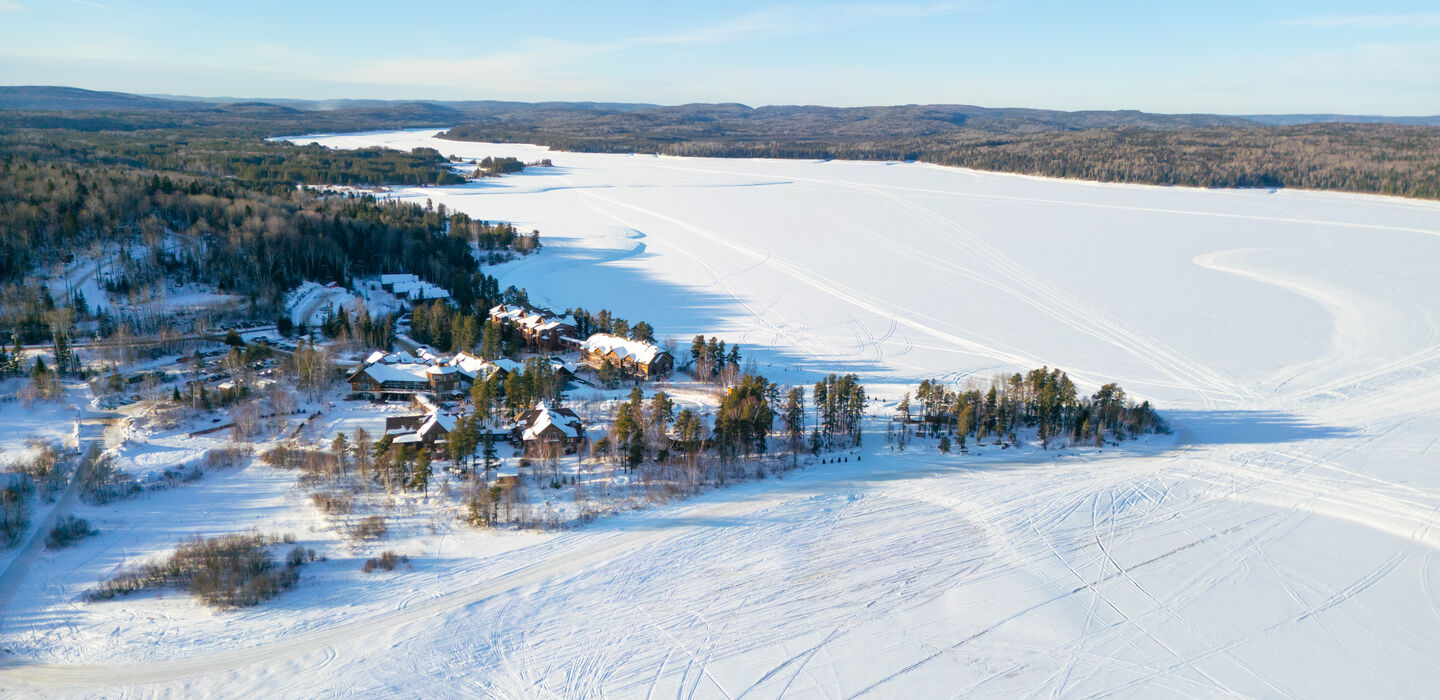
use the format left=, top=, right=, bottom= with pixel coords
left=4, top=129, right=1439, bottom=697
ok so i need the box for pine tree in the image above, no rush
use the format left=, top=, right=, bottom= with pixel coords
left=626, top=432, right=645, bottom=472
left=482, top=432, right=498, bottom=474
left=52, top=332, right=72, bottom=375
left=650, top=391, right=674, bottom=428
left=471, top=379, right=492, bottom=422
left=689, top=335, right=707, bottom=368
left=598, top=359, right=618, bottom=389
left=331, top=432, right=349, bottom=477
left=784, top=387, right=805, bottom=466
left=413, top=451, right=431, bottom=495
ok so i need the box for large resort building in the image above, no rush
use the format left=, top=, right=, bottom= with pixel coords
left=347, top=351, right=511, bottom=401
left=579, top=334, right=673, bottom=379
left=488, top=304, right=576, bottom=353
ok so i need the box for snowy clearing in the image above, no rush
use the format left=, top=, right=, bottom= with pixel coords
left=3, top=129, right=1439, bottom=697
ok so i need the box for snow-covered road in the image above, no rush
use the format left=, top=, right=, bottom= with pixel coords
left=3, top=129, right=1438, bottom=697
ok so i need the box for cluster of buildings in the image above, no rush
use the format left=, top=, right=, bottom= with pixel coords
left=379, top=274, right=452, bottom=303
left=487, top=304, right=675, bottom=379
left=578, top=333, right=673, bottom=380
left=488, top=304, right=575, bottom=353
left=346, top=350, right=534, bottom=402
left=382, top=393, right=585, bottom=457
left=346, top=302, right=677, bottom=461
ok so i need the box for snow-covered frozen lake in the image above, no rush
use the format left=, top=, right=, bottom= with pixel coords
left=6, top=129, right=1440, bottom=696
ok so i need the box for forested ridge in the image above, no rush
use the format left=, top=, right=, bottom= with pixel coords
left=441, top=114, right=1440, bottom=200
left=5, top=88, right=1437, bottom=199
left=0, top=123, right=532, bottom=343
left=3, top=129, right=464, bottom=192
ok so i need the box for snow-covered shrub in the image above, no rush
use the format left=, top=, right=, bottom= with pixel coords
left=45, top=515, right=96, bottom=549
left=202, top=446, right=252, bottom=471
left=79, top=448, right=140, bottom=505
left=349, top=515, right=386, bottom=542
left=85, top=532, right=312, bottom=609
left=311, top=491, right=351, bottom=515
left=361, top=550, right=408, bottom=573
left=0, top=476, right=34, bottom=548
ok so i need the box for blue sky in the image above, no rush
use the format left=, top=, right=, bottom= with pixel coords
left=2, top=1, right=1438, bottom=114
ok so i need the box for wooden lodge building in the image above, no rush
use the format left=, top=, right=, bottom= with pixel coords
left=488, top=304, right=576, bottom=354
left=579, top=333, right=673, bottom=380
left=514, top=402, right=585, bottom=454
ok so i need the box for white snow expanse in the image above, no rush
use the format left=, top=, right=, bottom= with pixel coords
left=4, top=129, right=1440, bottom=696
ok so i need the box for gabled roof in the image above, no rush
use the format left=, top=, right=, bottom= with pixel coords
left=355, top=363, right=431, bottom=385
left=419, top=412, right=457, bottom=436
left=581, top=333, right=665, bottom=364
left=413, top=394, right=439, bottom=413
left=522, top=402, right=583, bottom=441
left=366, top=350, right=423, bottom=365
left=447, top=352, right=488, bottom=378
left=446, top=352, right=522, bottom=380
left=490, top=304, right=572, bottom=334
left=491, top=358, right=525, bottom=374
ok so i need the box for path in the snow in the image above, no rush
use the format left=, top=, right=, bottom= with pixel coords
left=3, top=130, right=1438, bottom=697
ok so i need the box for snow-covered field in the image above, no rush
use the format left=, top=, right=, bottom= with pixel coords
left=4, top=129, right=1440, bottom=696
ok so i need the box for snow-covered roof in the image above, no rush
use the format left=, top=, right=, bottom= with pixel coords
left=419, top=412, right=457, bottom=436
left=490, top=304, right=569, bottom=333
left=581, top=333, right=664, bottom=364
left=393, top=433, right=424, bottom=444
left=413, top=394, right=439, bottom=413
left=367, top=350, right=423, bottom=365
left=409, top=287, right=450, bottom=300
left=425, top=365, right=459, bottom=376
left=489, top=304, right=525, bottom=321
left=447, top=352, right=489, bottom=378
left=380, top=273, right=420, bottom=285
left=391, top=278, right=451, bottom=301
left=492, top=358, right=525, bottom=373
left=359, top=363, right=431, bottom=385
left=522, top=401, right=583, bottom=441
left=445, top=352, right=522, bottom=380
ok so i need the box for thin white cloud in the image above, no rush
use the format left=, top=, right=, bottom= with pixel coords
left=0, top=0, right=25, bottom=12
left=637, top=2, right=973, bottom=47
left=346, top=1, right=975, bottom=93
left=1286, top=13, right=1440, bottom=28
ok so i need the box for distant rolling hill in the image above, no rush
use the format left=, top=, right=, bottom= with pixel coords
left=5, top=85, right=1437, bottom=128
left=3, top=86, right=1437, bottom=199
left=0, top=85, right=200, bottom=111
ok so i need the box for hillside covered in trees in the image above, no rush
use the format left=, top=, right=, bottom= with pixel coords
left=5, top=87, right=1438, bottom=199
left=441, top=111, right=1440, bottom=200
left=0, top=122, right=534, bottom=343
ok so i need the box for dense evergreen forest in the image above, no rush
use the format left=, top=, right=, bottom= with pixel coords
left=5, top=88, right=1436, bottom=199
left=0, top=123, right=533, bottom=343
left=441, top=114, right=1440, bottom=200
left=3, top=129, right=464, bottom=192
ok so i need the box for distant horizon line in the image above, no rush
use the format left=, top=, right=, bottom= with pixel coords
left=6, top=84, right=1439, bottom=120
